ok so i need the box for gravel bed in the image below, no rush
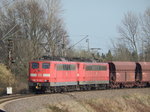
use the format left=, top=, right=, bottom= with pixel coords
left=2, top=88, right=150, bottom=112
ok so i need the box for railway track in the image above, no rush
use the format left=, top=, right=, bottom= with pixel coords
left=0, top=88, right=149, bottom=112
left=0, top=94, right=36, bottom=112
left=0, top=87, right=131, bottom=105
left=0, top=94, right=35, bottom=104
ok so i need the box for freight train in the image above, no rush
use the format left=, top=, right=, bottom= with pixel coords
left=28, top=59, right=150, bottom=93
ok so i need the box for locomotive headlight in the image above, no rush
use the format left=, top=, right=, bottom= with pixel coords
left=30, top=73, right=37, bottom=77
left=43, top=74, right=50, bottom=77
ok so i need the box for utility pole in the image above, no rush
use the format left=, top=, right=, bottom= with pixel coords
left=62, top=36, right=65, bottom=57
left=0, top=24, right=18, bottom=67
left=7, top=38, right=14, bottom=67
left=86, top=38, right=90, bottom=52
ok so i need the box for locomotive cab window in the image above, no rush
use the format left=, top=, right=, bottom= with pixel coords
left=32, top=63, right=39, bottom=69
left=42, top=63, right=50, bottom=69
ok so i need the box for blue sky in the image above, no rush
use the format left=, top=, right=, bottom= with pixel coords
left=62, top=0, right=150, bottom=53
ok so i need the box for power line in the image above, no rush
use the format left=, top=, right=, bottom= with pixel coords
left=68, top=35, right=88, bottom=50
left=0, top=0, right=15, bottom=10
left=1, top=24, right=18, bottom=41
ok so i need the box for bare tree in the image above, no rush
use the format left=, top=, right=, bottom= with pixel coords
left=118, top=12, right=139, bottom=61
left=42, top=0, right=69, bottom=57
left=141, top=8, right=150, bottom=61
left=0, top=0, right=69, bottom=76
left=0, top=0, right=19, bottom=64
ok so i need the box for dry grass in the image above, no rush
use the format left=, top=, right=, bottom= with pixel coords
left=39, top=93, right=150, bottom=112
left=35, top=104, right=70, bottom=112
left=48, top=105, right=69, bottom=112
left=85, top=93, right=150, bottom=112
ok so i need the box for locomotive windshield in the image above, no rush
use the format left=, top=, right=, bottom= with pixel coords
left=32, top=63, right=39, bottom=69
left=42, top=63, right=50, bottom=69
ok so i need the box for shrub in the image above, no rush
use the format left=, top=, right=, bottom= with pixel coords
left=0, top=64, right=15, bottom=95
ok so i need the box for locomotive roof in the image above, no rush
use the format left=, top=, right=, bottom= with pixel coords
left=30, top=60, right=107, bottom=64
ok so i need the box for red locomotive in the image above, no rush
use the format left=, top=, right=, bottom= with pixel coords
left=28, top=60, right=150, bottom=93
left=78, top=62, right=109, bottom=90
